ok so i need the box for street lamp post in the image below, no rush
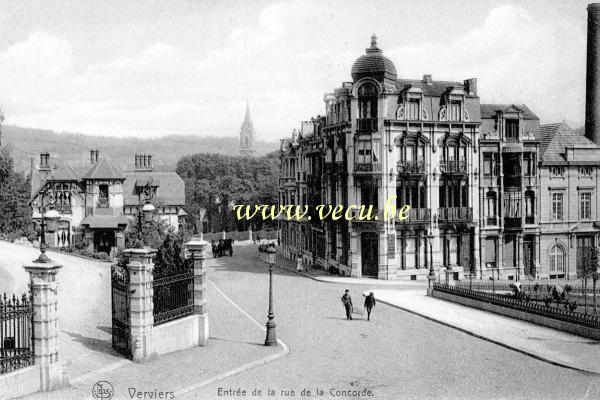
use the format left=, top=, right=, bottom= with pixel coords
left=264, top=245, right=277, bottom=346
left=36, top=187, right=59, bottom=263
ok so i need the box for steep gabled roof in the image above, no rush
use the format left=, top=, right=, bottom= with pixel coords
left=539, top=122, right=600, bottom=163
left=83, top=157, right=125, bottom=180
left=480, top=104, right=539, bottom=120
left=49, top=164, right=79, bottom=181
left=30, top=163, right=79, bottom=201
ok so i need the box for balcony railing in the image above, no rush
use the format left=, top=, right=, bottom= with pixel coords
left=438, top=207, right=472, bottom=223
left=525, top=215, right=535, bottom=224
left=397, top=208, right=431, bottom=226
left=439, top=160, right=467, bottom=174
left=354, top=162, right=382, bottom=173
left=356, top=118, right=377, bottom=133
left=486, top=217, right=497, bottom=226
left=504, top=217, right=522, bottom=229
left=397, top=161, right=426, bottom=175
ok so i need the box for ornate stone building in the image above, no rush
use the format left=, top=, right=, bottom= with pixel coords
left=279, top=33, right=600, bottom=281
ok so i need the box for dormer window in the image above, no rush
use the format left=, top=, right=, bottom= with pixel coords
left=408, top=99, right=420, bottom=120
left=506, top=119, right=519, bottom=140
left=450, top=101, right=462, bottom=121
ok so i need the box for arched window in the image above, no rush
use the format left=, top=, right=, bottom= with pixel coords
left=358, top=83, right=378, bottom=119
left=549, top=245, right=565, bottom=273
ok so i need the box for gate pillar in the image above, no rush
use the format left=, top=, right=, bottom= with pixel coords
left=186, top=238, right=209, bottom=346
left=24, top=259, right=66, bottom=391
left=124, top=248, right=157, bottom=362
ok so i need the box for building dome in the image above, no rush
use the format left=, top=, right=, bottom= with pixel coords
left=351, top=35, right=397, bottom=83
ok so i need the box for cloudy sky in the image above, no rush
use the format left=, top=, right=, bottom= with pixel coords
left=0, top=0, right=591, bottom=141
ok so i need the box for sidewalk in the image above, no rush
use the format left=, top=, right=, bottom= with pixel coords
left=275, top=254, right=428, bottom=287
left=368, top=288, right=600, bottom=374
left=22, top=281, right=288, bottom=400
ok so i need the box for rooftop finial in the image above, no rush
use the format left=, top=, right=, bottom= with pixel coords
left=370, top=34, right=378, bottom=48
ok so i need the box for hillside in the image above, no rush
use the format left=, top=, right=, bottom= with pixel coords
left=1, top=125, right=278, bottom=172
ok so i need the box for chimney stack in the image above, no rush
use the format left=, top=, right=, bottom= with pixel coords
left=422, top=74, right=433, bottom=85
left=134, top=153, right=153, bottom=171
left=586, top=3, right=600, bottom=144
left=90, top=149, right=100, bottom=164
left=464, top=78, right=478, bottom=96
left=39, top=152, right=50, bottom=171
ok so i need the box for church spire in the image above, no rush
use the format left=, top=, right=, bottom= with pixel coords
left=240, top=100, right=256, bottom=157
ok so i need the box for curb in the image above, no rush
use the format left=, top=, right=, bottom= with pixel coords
left=173, top=280, right=290, bottom=396
left=365, top=291, right=600, bottom=376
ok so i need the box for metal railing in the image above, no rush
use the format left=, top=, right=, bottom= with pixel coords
left=153, top=258, right=194, bottom=325
left=433, top=283, right=600, bottom=329
left=356, top=118, right=377, bottom=133
left=438, top=207, right=472, bottom=222
left=397, top=208, right=431, bottom=225
left=439, top=160, right=467, bottom=174
left=1, top=293, right=34, bottom=375
left=397, top=161, right=426, bottom=175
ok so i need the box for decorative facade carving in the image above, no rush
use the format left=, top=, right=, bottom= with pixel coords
left=396, top=105, right=405, bottom=120
left=438, top=106, right=447, bottom=121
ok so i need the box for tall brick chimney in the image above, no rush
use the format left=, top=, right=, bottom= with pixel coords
left=585, top=3, right=600, bottom=144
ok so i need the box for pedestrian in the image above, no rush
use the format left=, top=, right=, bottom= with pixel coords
left=364, top=292, right=376, bottom=321
left=341, top=289, right=353, bottom=320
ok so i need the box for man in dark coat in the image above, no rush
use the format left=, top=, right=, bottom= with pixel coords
left=364, top=292, right=376, bottom=321
left=341, top=289, right=353, bottom=320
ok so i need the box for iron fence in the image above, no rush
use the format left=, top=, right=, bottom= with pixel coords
left=153, top=257, right=194, bottom=325
left=433, top=283, right=600, bottom=329
left=1, top=293, right=34, bottom=375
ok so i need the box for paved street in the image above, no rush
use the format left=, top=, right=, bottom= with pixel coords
left=2, top=241, right=600, bottom=400
left=187, top=245, right=600, bottom=400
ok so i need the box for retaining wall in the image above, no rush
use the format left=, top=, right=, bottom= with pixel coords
left=432, top=289, right=600, bottom=341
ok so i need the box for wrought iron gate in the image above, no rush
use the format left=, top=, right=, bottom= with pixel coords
left=111, top=261, right=130, bottom=357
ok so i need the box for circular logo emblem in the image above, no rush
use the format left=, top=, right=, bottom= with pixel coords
left=92, top=381, right=114, bottom=400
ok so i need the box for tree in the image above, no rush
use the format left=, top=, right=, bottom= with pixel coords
left=0, top=146, right=36, bottom=241
left=176, top=152, right=280, bottom=233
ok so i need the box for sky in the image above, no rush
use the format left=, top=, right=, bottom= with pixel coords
left=0, top=0, right=592, bottom=141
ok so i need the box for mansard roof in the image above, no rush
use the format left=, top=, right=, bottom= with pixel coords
left=82, top=157, right=125, bottom=180
left=539, top=122, right=600, bottom=164
left=394, top=79, right=466, bottom=97
left=480, top=104, right=539, bottom=120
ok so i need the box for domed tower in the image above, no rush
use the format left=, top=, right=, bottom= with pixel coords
left=240, top=101, right=256, bottom=157
left=351, top=35, right=397, bottom=86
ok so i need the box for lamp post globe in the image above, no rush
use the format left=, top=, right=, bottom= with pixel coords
left=265, top=245, right=277, bottom=346
left=142, top=203, right=156, bottom=223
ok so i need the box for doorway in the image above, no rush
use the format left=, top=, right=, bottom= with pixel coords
left=361, top=232, right=379, bottom=277
left=95, top=229, right=116, bottom=254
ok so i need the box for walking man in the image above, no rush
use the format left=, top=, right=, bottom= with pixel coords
left=364, top=292, right=376, bottom=321
left=341, top=289, right=353, bottom=320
